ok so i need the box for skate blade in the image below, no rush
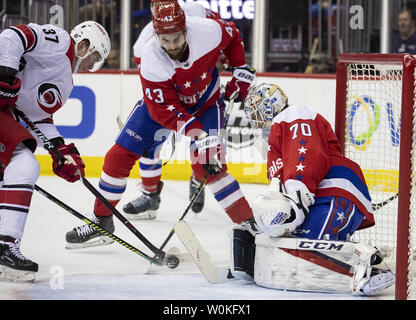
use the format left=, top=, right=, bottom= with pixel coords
left=65, top=236, right=114, bottom=250
left=0, top=265, right=36, bottom=283
left=124, top=210, right=157, bottom=220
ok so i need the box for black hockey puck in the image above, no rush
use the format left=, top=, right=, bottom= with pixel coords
left=165, top=254, right=180, bottom=269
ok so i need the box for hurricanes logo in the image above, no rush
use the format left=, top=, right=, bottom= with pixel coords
left=37, top=83, right=63, bottom=114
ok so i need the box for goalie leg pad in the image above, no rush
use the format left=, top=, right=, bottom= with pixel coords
left=253, top=235, right=394, bottom=295
left=230, top=227, right=256, bottom=281
left=254, top=235, right=353, bottom=293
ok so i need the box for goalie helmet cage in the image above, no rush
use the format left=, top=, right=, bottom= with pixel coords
left=335, top=53, right=416, bottom=300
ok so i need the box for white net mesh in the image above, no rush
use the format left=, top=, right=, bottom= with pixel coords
left=343, top=61, right=416, bottom=299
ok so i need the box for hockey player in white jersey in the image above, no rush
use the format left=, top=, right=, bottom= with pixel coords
left=122, top=0, right=224, bottom=219
left=0, top=21, right=110, bottom=282
left=229, top=83, right=395, bottom=295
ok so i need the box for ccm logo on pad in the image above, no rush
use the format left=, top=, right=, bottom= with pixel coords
left=298, top=241, right=344, bottom=251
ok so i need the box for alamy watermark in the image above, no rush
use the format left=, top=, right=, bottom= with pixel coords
left=49, top=265, right=64, bottom=290
left=350, top=5, right=364, bottom=30
left=49, top=5, right=64, bottom=29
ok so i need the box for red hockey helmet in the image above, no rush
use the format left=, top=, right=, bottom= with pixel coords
left=151, top=0, right=176, bottom=3
left=150, top=0, right=177, bottom=15
left=153, top=2, right=186, bottom=34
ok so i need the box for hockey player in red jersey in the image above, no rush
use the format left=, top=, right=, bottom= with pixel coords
left=65, top=2, right=257, bottom=249
left=124, top=0, right=226, bottom=219
left=0, top=21, right=110, bottom=281
left=244, top=83, right=375, bottom=239
left=234, top=83, right=395, bottom=295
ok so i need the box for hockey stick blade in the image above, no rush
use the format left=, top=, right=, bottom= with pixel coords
left=174, top=220, right=230, bottom=283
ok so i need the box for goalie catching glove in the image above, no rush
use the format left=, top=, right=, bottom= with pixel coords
left=252, top=178, right=315, bottom=237
left=49, top=139, right=85, bottom=183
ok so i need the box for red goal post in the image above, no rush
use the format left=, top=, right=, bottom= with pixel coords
left=335, top=53, right=416, bottom=300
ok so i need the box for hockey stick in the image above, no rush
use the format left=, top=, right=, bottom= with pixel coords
left=174, top=220, right=233, bottom=283
left=33, top=184, right=178, bottom=267
left=12, top=105, right=171, bottom=265
left=157, top=92, right=239, bottom=253
left=371, top=193, right=398, bottom=211
left=116, top=115, right=124, bottom=130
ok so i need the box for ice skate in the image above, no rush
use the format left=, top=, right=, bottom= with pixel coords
left=357, top=268, right=396, bottom=296
left=0, top=235, right=38, bottom=282
left=189, top=176, right=205, bottom=213
left=65, top=215, right=115, bottom=249
left=123, top=182, right=163, bottom=220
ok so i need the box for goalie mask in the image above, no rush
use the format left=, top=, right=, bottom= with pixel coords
left=70, top=21, right=111, bottom=73
left=243, top=83, right=288, bottom=129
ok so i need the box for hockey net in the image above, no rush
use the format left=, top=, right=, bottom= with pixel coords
left=335, top=53, right=416, bottom=300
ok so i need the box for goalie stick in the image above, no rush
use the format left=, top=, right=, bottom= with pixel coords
left=12, top=105, right=170, bottom=265
left=157, top=91, right=239, bottom=253
left=174, top=220, right=232, bottom=283
left=34, top=184, right=179, bottom=268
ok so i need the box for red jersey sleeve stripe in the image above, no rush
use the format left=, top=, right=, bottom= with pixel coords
left=9, top=25, right=37, bottom=52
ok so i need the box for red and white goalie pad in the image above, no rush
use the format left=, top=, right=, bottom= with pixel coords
left=253, top=235, right=395, bottom=295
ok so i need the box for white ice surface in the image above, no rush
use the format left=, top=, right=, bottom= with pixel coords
left=0, top=176, right=395, bottom=300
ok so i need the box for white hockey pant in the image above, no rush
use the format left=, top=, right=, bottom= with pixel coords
left=0, top=143, right=39, bottom=239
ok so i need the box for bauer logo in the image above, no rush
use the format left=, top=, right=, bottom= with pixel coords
left=56, top=86, right=96, bottom=139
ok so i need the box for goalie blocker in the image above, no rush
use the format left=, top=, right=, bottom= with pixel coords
left=231, top=227, right=395, bottom=296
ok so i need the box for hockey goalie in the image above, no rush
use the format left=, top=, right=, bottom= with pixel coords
left=230, top=83, right=396, bottom=295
